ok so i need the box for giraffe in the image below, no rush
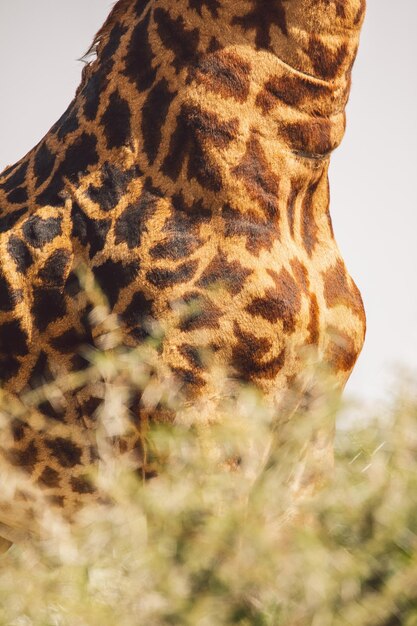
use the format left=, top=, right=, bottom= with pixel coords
left=0, top=0, right=366, bottom=545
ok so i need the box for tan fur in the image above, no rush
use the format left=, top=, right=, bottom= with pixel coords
left=0, top=0, right=366, bottom=541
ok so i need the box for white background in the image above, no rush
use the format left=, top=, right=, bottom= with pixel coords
left=0, top=1, right=416, bottom=404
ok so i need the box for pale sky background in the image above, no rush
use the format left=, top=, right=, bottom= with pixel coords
left=0, top=1, right=416, bottom=404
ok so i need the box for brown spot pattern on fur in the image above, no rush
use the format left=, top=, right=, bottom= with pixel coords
left=323, top=260, right=366, bottom=320
left=306, top=37, right=349, bottom=80
left=197, top=251, right=252, bottom=295
left=0, top=0, right=366, bottom=532
left=233, top=135, right=280, bottom=222
left=232, top=0, right=289, bottom=48
left=248, top=268, right=301, bottom=334
left=325, top=327, right=358, bottom=372
left=256, top=74, right=330, bottom=113
left=190, top=50, right=252, bottom=103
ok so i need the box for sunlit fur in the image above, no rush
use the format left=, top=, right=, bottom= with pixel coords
left=0, top=0, right=366, bottom=542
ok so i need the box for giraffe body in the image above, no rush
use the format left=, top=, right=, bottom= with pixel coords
left=0, top=0, right=366, bottom=542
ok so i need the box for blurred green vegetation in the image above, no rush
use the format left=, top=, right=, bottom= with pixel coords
left=1, top=375, right=416, bottom=625
left=0, top=276, right=416, bottom=625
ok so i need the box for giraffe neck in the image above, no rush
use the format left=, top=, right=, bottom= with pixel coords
left=65, top=0, right=359, bottom=216
left=1, top=0, right=365, bottom=240
left=0, top=0, right=367, bottom=531
left=88, top=0, right=365, bottom=77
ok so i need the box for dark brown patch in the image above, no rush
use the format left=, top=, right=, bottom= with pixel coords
left=38, top=249, right=71, bottom=287
left=51, top=327, right=90, bottom=354
left=123, top=10, right=157, bottom=92
left=188, top=0, right=221, bottom=17
left=301, top=178, right=321, bottom=257
left=179, top=344, right=205, bottom=370
left=320, top=0, right=347, bottom=18
left=287, top=179, right=304, bottom=238
left=307, top=294, right=320, bottom=345
left=256, top=74, right=329, bottom=113
left=27, top=351, right=54, bottom=389
left=10, top=419, right=27, bottom=443
left=70, top=475, right=96, bottom=495
left=121, top=290, right=154, bottom=341
left=354, top=0, right=366, bottom=25
left=179, top=293, right=223, bottom=332
left=38, top=399, right=66, bottom=423
left=146, top=260, right=199, bottom=288
left=38, top=467, right=61, bottom=488
left=0, top=160, right=28, bottom=193
left=78, top=396, right=103, bottom=419
left=172, top=367, right=205, bottom=389
left=197, top=251, right=252, bottom=295
left=82, top=63, right=110, bottom=123
left=142, top=78, right=177, bottom=165
left=0, top=271, right=23, bottom=312
left=32, top=287, right=68, bottom=333
left=281, top=119, right=334, bottom=159
left=306, top=37, right=349, bottom=81
left=290, top=258, right=310, bottom=294
left=149, top=201, right=209, bottom=261
left=8, top=441, right=38, bottom=472
left=34, top=142, right=56, bottom=188
left=101, top=89, right=132, bottom=150
left=54, top=100, right=80, bottom=141
left=325, top=327, right=358, bottom=372
left=87, top=162, right=140, bottom=212
left=149, top=235, right=200, bottom=262
left=0, top=320, right=28, bottom=356
left=231, top=323, right=285, bottom=382
left=59, top=132, right=99, bottom=183
left=248, top=268, right=301, bottom=334
left=93, top=260, right=140, bottom=308
left=8, top=236, right=34, bottom=273
left=114, top=191, right=158, bottom=249
left=190, top=50, right=251, bottom=103
left=323, top=260, right=365, bottom=321
left=47, top=495, right=65, bottom=508
left=72, top=202, right=111, bottom=259
left=232, top=0, right=289, bottom=49
left=22, top=216, right=63, bottom=249
left=154, top=8, right=200, bottom=73
left=0, top=207, right=27, bottom=234
left=8, top=187, right=28, bottom=204
left=232, top=134, right=280, bottom=221
left=171, top=192, right=212, bottom=221
left=222, top=204, right=275, bottom=255
left=162, top=103, right=238, bottom=191
left=45, top=438, right=82, bottom=469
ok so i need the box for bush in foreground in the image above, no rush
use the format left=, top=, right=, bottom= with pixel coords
left=0, top=284, right=416, bottom=625
left=0, top=372, right=416, bottom=625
